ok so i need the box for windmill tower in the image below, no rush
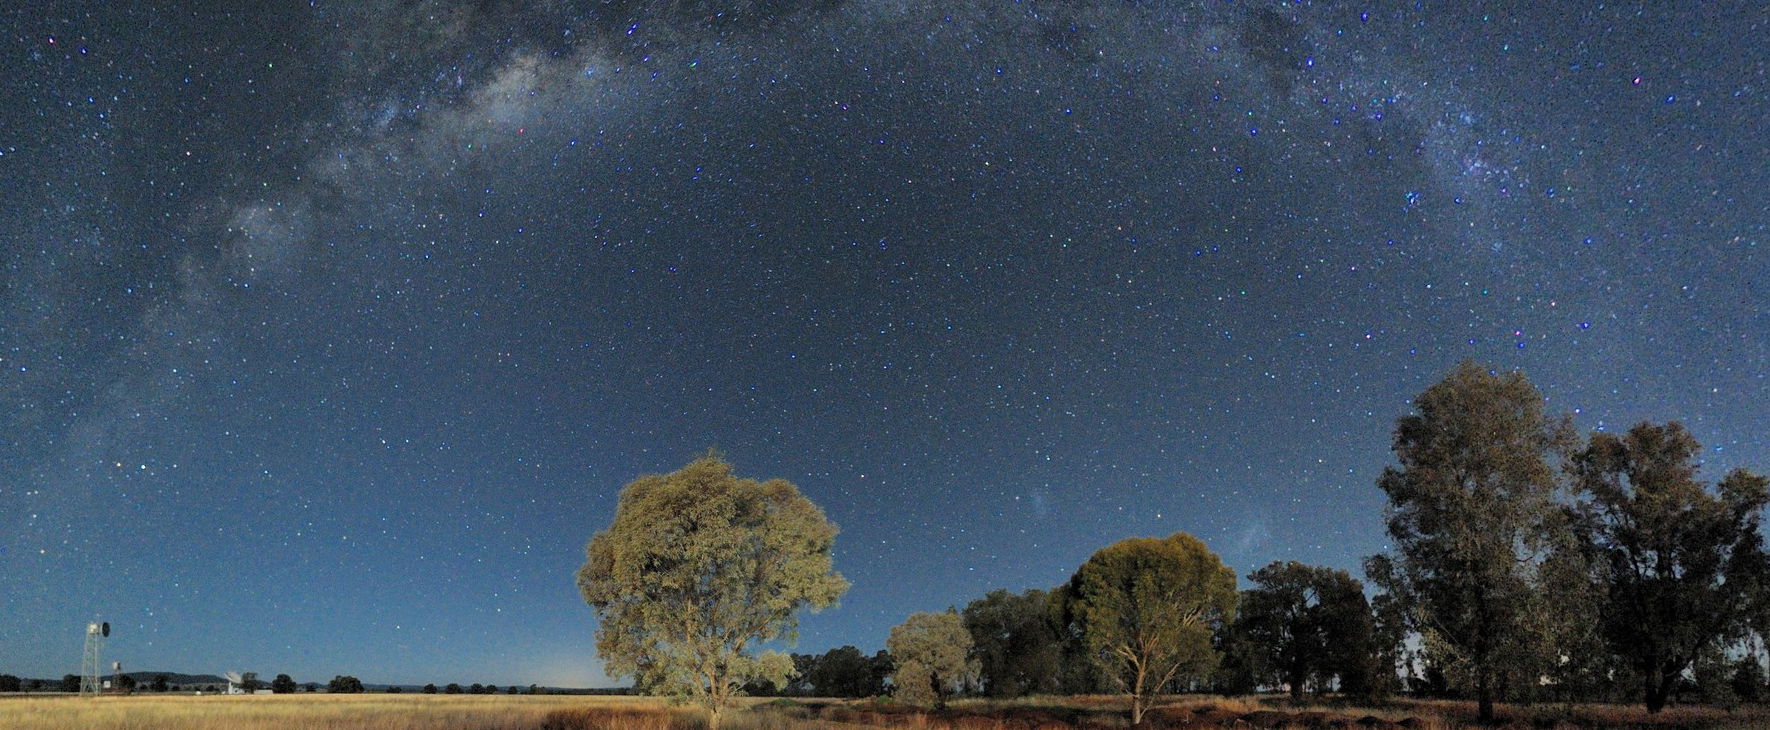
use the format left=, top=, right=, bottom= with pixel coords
left=80, top=621, right=108, bottom=695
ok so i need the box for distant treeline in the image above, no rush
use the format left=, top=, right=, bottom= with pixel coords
left=737, top=363, right=1770, bottom=725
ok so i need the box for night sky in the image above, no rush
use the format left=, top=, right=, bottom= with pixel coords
left=5, top=1, right=1767, bottom=687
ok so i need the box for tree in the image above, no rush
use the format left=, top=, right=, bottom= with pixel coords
left=240, top=672, right=262, bottom=692
left=116, top=674, right=137, bottom=692
left=962, top=588, right=1065, bottom=697
left=469, top=682, right=485, bottom=694
left=1233, top=561, right=1376, bottom=699
left=305, top=682, right=318, bottom=693
left=328, top=675, right=364, bottom=694
left=150, top=674, right=170, bottom=693
left=804, top=645, right=886, bottom=697
left=507, top=684, right=520, bottom=694
left=887, top=609, right=978, bottom=707
left=423, top=683, right=438, bottom=694
left=0, top=674, right=19, bottom=692
left=1366, top=362, right=1569, bottom=723
left=60, top=674, right=81, bottom=693
left=388, top=685, right=403, bottom=693
left=576, top=454, right=849, bottom=729
left=1568, top=421, right=1770, bottom=712
left=444, top=682, right=463, bottom=694
left=1063, top=532, right=1236, bottom=725
left=270, top=673, right=298, bottom=694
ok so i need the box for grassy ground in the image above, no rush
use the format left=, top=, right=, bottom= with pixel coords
left=6, top=692, right=1770, bottom=729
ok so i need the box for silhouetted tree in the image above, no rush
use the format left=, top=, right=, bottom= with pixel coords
left=1233, top=561, right=1377, bottom=699
left=60, top=674, right=81, bottom=693
left=0, top=674, right=19, bottom=692
left=469, top=682, right=485, bottom=694
left=240, top=672, right=262, bottom=692
left=887, top=609, right=977, bottom=708
left=270, top=673, right=298, bottom=694
left=423, top=683, right=438, bottom=694
left=445, top=682, right=463, bottom=694
left=150, top=674, right=170, bottom=693
left=1063, top=532, right=1236, bottom=725
left=962, top=588, right=1064, bottom=697
left=869, top=650, right=894, bottom=696
left=803, top=645, right=888, bottom=697
left=116, top=674, right=137, bottom=692
left=1366, top=362, right=1570, bottom=723
left=577, top=454, right=849, bottom=729
left=327, top=675, right=365, bottom=694
left=1569, top=421, right=1770, bottom=713
left=305, top=682, right=318, bottom=692
left=387, top=685, right=403, bottom=693
left=507, top=684, right=519, bottom=694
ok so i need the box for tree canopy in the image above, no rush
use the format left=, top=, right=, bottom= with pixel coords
left=577, top=454, right=849, bottom=728
left=1367, top=362, right=1570, bottom=722
left=1232, top=561, right=1377, bottom=699
left=1064, top=531, right=1236, bottom=725
left=962, top=588, right=1065, bottom=697
left=887, top=609, right=978, bottom=707
left=1570, top=421, right=1770, bottom=712
left=327, top=675, right=364, bottom=694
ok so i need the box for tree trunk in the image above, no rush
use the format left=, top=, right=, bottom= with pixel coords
left=1476, top=673, right=1494, bottom=724
left=1131, top=693, right=1144, bottom=725
left=1644, top=672, right=1673, bottom=714
left=1289, top=666, right=1306, bottom=701
left=708, top=707, right=722, bottom=730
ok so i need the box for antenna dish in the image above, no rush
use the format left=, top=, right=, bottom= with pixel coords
left=101, top=622, right=110, bottom=638
left=225, top=671, right=244, bottom=684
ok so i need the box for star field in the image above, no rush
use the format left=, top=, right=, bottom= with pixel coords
left=3, top=1, right=1766, bottom=687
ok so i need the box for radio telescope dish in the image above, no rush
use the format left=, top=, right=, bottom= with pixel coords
left=225, top=671, right=244, bottom=684
left=101, top=622, right=110, bottom=638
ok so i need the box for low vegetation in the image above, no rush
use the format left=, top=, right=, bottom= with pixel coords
left=13, top=693, right=1770, bottom=730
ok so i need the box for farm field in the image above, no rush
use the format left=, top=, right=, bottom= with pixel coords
left=6, top=693, right=1770, bottom=730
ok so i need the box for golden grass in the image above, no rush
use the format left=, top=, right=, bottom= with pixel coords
left=0, top=693, right=663, bottom=730
left=8, top=692, right=1770, bottom=730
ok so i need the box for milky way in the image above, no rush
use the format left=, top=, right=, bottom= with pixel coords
left=4, top=1, right=1766, bottom=686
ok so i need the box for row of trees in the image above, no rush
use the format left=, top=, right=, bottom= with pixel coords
left=578, top=365, right=1770, bottom=726
left=1369, top=362, right=1769, bottom=720
left=0, top=671, right=551, bottom=695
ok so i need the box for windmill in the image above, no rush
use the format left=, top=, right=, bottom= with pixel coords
left=224, top=671, right=245, bottom=695
left=80, top=621, right=108, bottom=695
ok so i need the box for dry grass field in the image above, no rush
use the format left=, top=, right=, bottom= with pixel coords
left=7, top=692, right=1770, bottom=730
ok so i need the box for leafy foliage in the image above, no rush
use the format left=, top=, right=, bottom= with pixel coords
left=962, top=588, right=1065, bottom=697
left=327, top=675, right=364, bottom=694
left=270, top=673, right=298, bottom=694
left=1232, top=561, right=1377, bottom=699
left=576, top=454, right=848, bottom=728
left=1569, top=421, right=1770, bottom=712
left=1367, top=361, right=1570, bottom=722
left=887, top=609, right=978, bottom=707
left=800, top=645, right=889, bottom=697
left=1063, top=531, right=1236, bottom=725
